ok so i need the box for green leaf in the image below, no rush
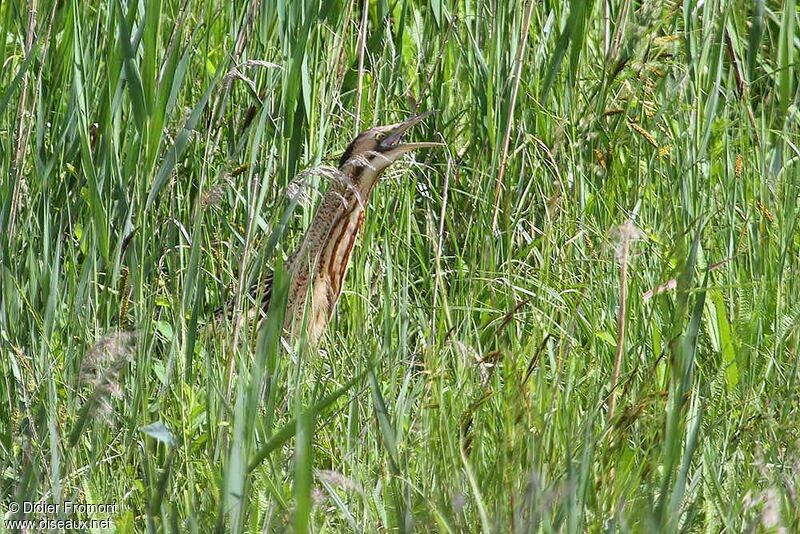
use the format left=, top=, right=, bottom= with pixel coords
left=145, top=71, right=219, bottom=211
left=777, top=0, right=796, bottom=121
left=292, top=408, right=313, bottom=534
left=247, top=373, right=365, bottom=472
left=0, top=40, right=39, bottom=117
left=709, top=289, right=738, bottom=390
left=140, top=421, right=177, bottom=447
left=746, top=0, right=764, bottom=80
left=115, top=0, right=148, bottom=131
left=541, top=0, right=593, bottom=102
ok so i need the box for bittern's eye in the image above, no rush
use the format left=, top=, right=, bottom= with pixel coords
left=375, top=132, right=386, bottom=142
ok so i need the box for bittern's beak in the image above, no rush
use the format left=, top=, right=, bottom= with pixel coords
left=380, top=112, right=443, bottom=154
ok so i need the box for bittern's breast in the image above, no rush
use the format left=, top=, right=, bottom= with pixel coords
left=283, top=191, right=366, bottom=343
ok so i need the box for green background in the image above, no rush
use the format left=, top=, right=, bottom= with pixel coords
left=1, top=0, right=799, bottom=531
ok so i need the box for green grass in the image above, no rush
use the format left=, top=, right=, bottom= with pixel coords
left=1, top=0, right=799, bottom=531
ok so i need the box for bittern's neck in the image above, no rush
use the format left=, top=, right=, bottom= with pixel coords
left=281, top=157, right=400, bottom=342
left=290, top=162, right=384, bottom=268
left=338, top=159, right=384, bottom=202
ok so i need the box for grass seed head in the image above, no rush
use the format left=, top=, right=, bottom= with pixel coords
left=611, top=219, right=644, bottom=265
left=202, top=183, right=226, bottom=208
left=628, top=121, right=659, bottom=148
left=80, top=331, right=137, bottom=418
left=315, top=469, right=364, bottom=495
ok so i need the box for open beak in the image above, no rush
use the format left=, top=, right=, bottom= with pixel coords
left=380, top=112, right=443, bottom=154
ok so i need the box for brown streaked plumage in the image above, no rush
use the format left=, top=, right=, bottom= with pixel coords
left=216, top=112, right=440, bottom=343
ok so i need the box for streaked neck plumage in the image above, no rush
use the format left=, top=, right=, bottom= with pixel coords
left=283, top=158, right=385, bottom=343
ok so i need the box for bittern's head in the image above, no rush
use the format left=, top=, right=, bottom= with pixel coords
left=338, top=112, right=440, bottom=195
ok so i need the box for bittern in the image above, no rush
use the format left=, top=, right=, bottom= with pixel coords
left=216, top=112, right=439, bottom=344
